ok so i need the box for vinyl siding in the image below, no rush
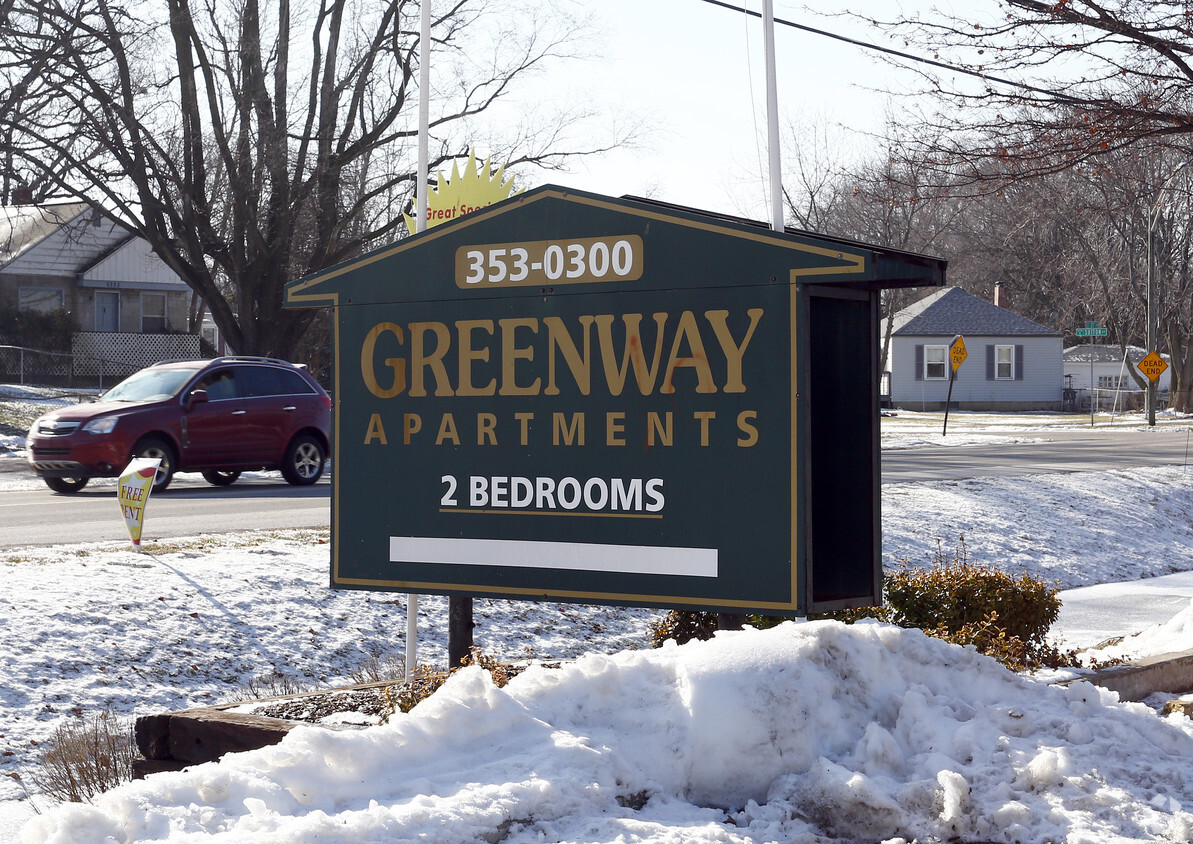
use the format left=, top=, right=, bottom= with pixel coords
left=889, top=335, right=1063, bottom=409
left=81, top=237, right=189, bottom=290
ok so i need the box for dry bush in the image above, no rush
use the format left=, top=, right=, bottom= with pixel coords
left=378, top=649, right=515, bottom=723
left=232, top=671, right=318, bottom=702
left=30, top=710, right=137, bottom=803
left=348, top=653, right=407, bottom=686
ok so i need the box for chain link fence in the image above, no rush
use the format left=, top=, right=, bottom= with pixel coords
left=0, top=345, right=140, bottom=392
left=1065, top=386, right=1169, bottom=414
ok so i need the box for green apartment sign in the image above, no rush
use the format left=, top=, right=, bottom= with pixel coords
left=285, top=187, right=944, bottom=614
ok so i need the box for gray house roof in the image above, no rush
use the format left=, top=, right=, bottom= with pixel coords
left=0, top=201, right=91, bottom=267
left=891, top=287, right=1059, bottom=336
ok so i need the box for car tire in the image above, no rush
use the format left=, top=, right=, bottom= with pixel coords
left=45, top=477, right=89, bottom=494
left=131, top=437, right=176, bottom=492
left=281, top=434, right=325, bottom=485
left=202, top=470, right=241, bottom=486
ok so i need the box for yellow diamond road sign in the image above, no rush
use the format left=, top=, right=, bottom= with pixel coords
left=950, top=335, right=967, bottom=372
left=1138, top=351, right=1169, bottom=382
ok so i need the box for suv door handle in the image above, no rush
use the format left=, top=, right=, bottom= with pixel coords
left=231, top=410, right=247, bottom=415
left=282, top=406, right=297, bottom=412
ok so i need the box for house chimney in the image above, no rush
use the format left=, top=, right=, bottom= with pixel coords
left=11, top=185, right=33, bottom=205
left=994, top=280, right=1006, bottom=308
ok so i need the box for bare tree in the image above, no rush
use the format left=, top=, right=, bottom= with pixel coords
left=841, top=3, right=1193, bottom=409
left=784, top=123, right=963, bottom=375
left=857, top=2, right=1193, bottom=184
left=0, top=0, right=622, bottom=361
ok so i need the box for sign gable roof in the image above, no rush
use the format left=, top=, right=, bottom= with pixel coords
left=286, top=185, right=946, bottom=308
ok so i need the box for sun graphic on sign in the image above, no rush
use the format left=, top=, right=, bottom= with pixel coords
left=404, top=151, right=521, bottom=232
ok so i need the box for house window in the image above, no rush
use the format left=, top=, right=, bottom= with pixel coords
left=924, top=345, right=948, bottom=380
left=1098, top=375, right=1128, bottom=390
left=141, top=293, right=167, bottom=332
left=995, top=345, right=1015, bottom=380
left=19, top=286, right=64, bottom=313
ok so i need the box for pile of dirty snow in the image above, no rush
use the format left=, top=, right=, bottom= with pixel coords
left=23, top=621, right=1193, bottom=843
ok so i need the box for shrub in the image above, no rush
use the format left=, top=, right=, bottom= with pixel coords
left=646, top=537, right=1074, bottom=670
left=0, top=305, right=77, bottom=351
left=882, top=537, right=1060, bottom=648
left=30, top=710, right=137, bottom=804
left=645, top=610, right=720, bottom=648
left=378, top=648, right=515, bottom=723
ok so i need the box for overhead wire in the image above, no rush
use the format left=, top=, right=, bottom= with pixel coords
left=697, top=0, right=1089, bottom=105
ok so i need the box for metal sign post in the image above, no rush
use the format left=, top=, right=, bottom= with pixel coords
left=1139, top=350, right=1169, bottom=426
left=1075, top=322, right=1108, bottom=427
left=943, top=334, right=966, bottom=436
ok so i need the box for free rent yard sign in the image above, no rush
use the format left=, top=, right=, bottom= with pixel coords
left=285, top=186, right=940, bottom=614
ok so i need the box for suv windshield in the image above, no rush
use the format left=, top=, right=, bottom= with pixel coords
left=101, top=368, right=197, bottom=403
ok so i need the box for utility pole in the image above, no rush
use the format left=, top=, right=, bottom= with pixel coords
left=1146, top=162, right=1191, bottom=427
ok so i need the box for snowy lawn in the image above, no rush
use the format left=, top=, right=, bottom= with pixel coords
left=5, top=409, right=1193, bottom=840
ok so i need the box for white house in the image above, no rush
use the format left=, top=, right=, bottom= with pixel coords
left=1063, top=344, right=1170, bottom=411
left=885, top=287, right=1063, bottom=411
left=0, top=201, right=200, bottom=372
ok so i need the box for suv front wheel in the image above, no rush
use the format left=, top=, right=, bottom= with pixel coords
left=45, top=477, right=89, bottom=494
left=202, top=470, right=241, bottom=486
left=131, top=437, right=176, bottom=492
left=281, top=434, right=325, bottom=485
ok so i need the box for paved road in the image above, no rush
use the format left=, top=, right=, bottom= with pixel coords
left=0, top=460, right=329, bottom=548
left=2, top=425, right=1190, bottom=547
left=881, top=428, right=1193, bottom=483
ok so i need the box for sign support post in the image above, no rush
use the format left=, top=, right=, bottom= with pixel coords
left=1138, top=350, right=1169, bottom=422
left=1075, top=322, right=1108, bottom=426
left=943, top=334, right=966, bottom=436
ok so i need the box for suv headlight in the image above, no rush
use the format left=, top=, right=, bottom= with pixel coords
left=82, top=416, right=119, bottom=435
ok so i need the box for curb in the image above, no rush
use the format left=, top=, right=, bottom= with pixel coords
left=1078, top=648, right=1193, bottom=702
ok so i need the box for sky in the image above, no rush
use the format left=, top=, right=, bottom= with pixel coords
left=515, top=0, right=936, bottom=220
left=6, top=408, right=1193, bottom=840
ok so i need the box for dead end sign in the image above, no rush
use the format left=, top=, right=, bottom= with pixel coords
left=285, top=187, right=945, bottom=615
left=1138, top=351, right=1168, bottom=382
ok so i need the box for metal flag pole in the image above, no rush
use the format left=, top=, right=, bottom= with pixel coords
left=407, top=0, right=431, bottom=684
left=763, top=0, right=783, bottom=232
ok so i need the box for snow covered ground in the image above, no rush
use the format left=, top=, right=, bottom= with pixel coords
left=4, top=409, right=1193, bottom=841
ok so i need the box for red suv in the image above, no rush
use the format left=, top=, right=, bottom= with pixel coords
left=26, top=357, right=331, bottom=493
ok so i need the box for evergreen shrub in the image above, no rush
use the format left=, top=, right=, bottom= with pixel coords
left=0, top=305, right=76, bottom=351
left=647, top=537, right=1075, bottom=670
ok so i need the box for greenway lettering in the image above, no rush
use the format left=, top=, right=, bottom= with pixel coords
left=361, top=308, right=764, bottom=399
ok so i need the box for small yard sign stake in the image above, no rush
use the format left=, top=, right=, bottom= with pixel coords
left=117, top=458, right=160, bottom=552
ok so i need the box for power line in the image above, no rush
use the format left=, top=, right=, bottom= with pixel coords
left=699, top=0, right=1087, bottom=105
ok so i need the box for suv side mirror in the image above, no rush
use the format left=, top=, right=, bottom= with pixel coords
left=186, top=389, right=209, bottom=411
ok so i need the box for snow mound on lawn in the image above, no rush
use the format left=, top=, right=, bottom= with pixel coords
left=24, top=621, right=1193, bottom=843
